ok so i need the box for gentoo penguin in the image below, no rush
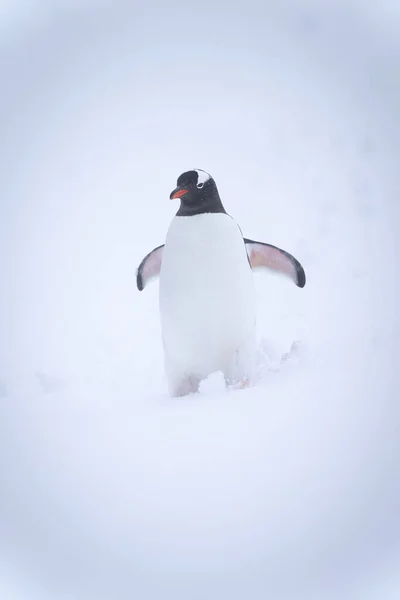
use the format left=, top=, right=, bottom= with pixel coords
left=137, top=169, right=305, bottom=397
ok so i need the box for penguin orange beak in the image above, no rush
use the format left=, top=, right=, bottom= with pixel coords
left=170, top=188, right=189, bottom=200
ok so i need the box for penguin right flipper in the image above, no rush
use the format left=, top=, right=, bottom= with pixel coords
left=244, top=239, right=306, bottom=288
left=137, top=245, right=164, bottom=291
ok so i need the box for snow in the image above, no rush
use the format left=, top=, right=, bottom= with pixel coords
left=0, top=2, right=399, bottom=599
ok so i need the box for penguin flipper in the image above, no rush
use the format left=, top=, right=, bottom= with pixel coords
left=244, top=238, right=306, bottom=288
left=136, top=244, right=164, bottom=291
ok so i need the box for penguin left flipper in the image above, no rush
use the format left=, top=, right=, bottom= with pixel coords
left=137, top=244, right=164, bottom=291
left=244, top=238, right=306, bottom=288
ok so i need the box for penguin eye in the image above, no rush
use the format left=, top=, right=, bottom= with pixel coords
left=197, top=182, right=204, bottom=189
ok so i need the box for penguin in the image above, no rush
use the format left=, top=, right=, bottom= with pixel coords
left=137, top=169, right=306, bottom=397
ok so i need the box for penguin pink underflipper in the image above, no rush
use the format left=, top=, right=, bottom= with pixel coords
left=137, top=169, right=306, bottom=397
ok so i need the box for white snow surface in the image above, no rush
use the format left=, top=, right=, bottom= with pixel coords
left=0, top=2, right=399, bottom=600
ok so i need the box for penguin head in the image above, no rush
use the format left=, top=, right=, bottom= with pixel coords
left=170, top=169, right=226, bottom=216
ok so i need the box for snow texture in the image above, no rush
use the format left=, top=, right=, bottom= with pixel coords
left=0, top=2, right=399, bottom=600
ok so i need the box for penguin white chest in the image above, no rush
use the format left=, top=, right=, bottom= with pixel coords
left=159, top=213, right=256, bottom=381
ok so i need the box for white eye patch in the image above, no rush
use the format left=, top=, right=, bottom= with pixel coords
left=195, top=169, right=211, bottom=188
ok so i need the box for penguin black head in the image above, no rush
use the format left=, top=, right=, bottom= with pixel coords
left=170, top=169, right=226, bottom=216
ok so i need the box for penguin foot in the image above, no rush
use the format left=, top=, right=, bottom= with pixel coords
left=227, top=377, right=251, bottom=391
left=170, top=375, right=200, bottom=397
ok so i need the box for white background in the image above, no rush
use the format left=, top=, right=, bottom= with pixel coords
left=0, top=1, right=399, bottom=598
